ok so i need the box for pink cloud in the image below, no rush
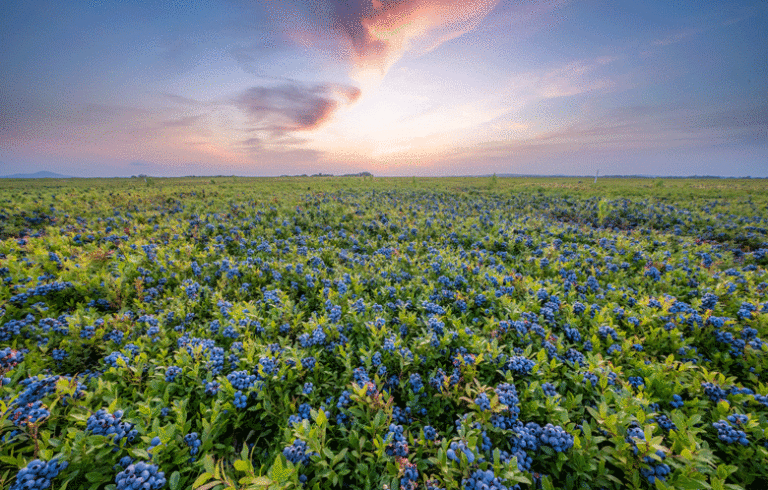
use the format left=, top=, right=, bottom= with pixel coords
left=282, top=0, right=501, bottom=82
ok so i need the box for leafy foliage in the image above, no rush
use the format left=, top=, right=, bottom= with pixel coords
left=0, top=176, right=767, bottom=490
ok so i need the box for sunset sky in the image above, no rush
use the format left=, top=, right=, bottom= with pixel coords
left=1, top=0, right=766, bottom=177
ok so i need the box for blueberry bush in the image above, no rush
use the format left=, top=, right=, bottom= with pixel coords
left=0, top=176, right=767, bottom=490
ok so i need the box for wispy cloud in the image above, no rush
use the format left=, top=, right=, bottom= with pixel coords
left=443, top=103, right=768, bottom=167
left=280, top=0, right=501, bottom=87
left=652, top=31, right=694, bottom=47
left=536, top=56, right=618, bottom=98
left=233, top=82, right=361, bottom=138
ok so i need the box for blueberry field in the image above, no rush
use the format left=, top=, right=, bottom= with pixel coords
left=1, top=176, right=767, bottom=490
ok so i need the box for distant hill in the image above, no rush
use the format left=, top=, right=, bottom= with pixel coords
left=0, top=171, right=73, bottom=179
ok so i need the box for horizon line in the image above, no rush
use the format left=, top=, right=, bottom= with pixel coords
left=2, top=173, right=767, bottom=180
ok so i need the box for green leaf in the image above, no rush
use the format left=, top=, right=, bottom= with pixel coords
left=270, top=455, right=292, bottom=483
left=159, top=424, right=176, bottom=444
left=0, top=456, right=19, bottom=465
left=252, top=476, right=272, bottom=487
left=191, top=472, right=213, bottom=489
left=168, top=471, right=181, bottom=490
left=316, top=408, right=328, bottom=426
left=541, top=475, right=556, bottom=490
left=673, top=476, right=711, bottom=490
left=233, top=460, right=249, bottom=472
left=196, top=481, right=224, bottom=490
left=332, top=448, right=348, bottom=467
left=85, top=472, right=104, bottom=483
left=202, top=454, right=215, bottom=475
left=373, top=410, right=384, bottom=428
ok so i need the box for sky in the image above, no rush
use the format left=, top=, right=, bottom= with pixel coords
left=1, top=0, right=766, bottom=177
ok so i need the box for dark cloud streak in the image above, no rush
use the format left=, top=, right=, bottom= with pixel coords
left=233, top=82, right=360, bottom=137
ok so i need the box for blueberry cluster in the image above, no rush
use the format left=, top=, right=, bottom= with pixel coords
left=409, top=373, right=424, bottom=393
left=207, top=347, right=225, bottom=375
left=203, top=380, right=220, bottom=396
left=104, top=351, right=130, bottom=368
left=184, top=432, right=201, bottom=455
left=563, top=325, right=581, bottom=343
left=474, top=392, right=491, bottom=411
left=429, top=368, right=460, bottom=394
left=541, top=382, right=558, bottom=397
left=423, top=425, right=437, bottom=441
left=283, top=439, right=315, bottom=465
left=226, top=370, right=257, bottom=390
left=628, top=376, right=644, bottom=389
left=353, top=366, right=370, bottom=386
left=233, top=391, right=248, bottom=409
left=563, top=348, right=586, bottom=366
left=625, top=426, right=646, bottom=455
left=86, top=409, right=138, bottom=445
left=385, top=424, right=409, bottom=457
left=700, top=292, right=718, bottom=310
left=335, top=390, right=351, bottom=425
left=10, top=458, right=68, bottom=490
left=712, top=419, right=749, bottom=445
left=10, top=400, right=49, bottom=427
left=539, top=423, right=574, bottom=452
left=494, top=383, right=520, bottom=417
left=645, top=266, right=661, bottom=281
left=462, top=469, right=517, bottom=490
left=500, top=448, right=532, bottom=472
left=0, top=314, right=35, bottom=342
left=654, top=414, right=677, bottom=432
left=115, top=462, right=166, bottom=490
left=300, top=356, right=316, bottom=372
left=478, top=430, right=492, bottom=452
left=504, top=356, right=535, bottom=376
left=598, top=325, right=619, bottom=340
left=624, top=425, right=671, bottom=483
left=383, top=336, right=396, bottom=351
left=572, top=302, right=586, bottom=315
left=292, top=403, right=314, bottom=426
left=117, top=456, right=133, bottom=469
left=14, top=375, right=85, bottom=409
left=392, top=406, right=412, bottom=425
left=490, top=413, right=516, bottom=430
left=702, top=382, right=728, bottom=402
left=399, top=460, right=419, bottom=490
left=1, top=347, right=25, bottom=372
left=510, top=422, right=541, bottom=452
left=640, top=454, right=671, bottom=485
left=582, top=372, right=599, bottom=387
left=670, top=394, right=684, bottom=408
left=164, top=366, right=182, bottom=382
left=447, top=440, right=475, bottom=463
left=728, top=413, right=748, bottom=425
left=9, top=281, right=74, bottom=305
